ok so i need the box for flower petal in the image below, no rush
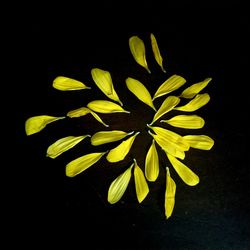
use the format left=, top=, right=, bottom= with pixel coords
left=107, top=164, right=133, bottom=204
left=129, top=35, right=151, bottom=73
left=89, top=111, right=109, bottom=127
left=153, top=75, right=186, bottom=100
left=180, top=77, right=212, bottom=99
left=126, top=77, right=156, bottom=111
left=67, top=107, right=90, bottom=118
left=161, top=115, right=205, bottom=129
left=65, top=152, right=107, bottom=177
left=167, top=154, right=199, bottom=186
left=106, top=132, right=140, bottom=163
left=46, top=135, right=91, bottom=159
left=150, top=33, right=166, bottom=73
left=91, top=130, right=134, bottom=146
left=183, top=135, right=214, bottom=150
left=145, top=139, right=159, bottom=182
left=52, top=76, right=91, bottom=91
left=174, top=93, right=210, bottom=112
left=134, top=159, right=149, bottom=203
left=91, top=68, right=123, bottom=106
left=25, top=115, right=65, bottom=135
left=150, top=96, right=180, bottom=125
left=165, top=167, right=176, bottom=219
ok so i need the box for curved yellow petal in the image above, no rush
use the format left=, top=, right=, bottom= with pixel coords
left=89, top=111, right=109, bottom=127
left=183, top=135, right=214, bottom=150
left=145, top=139, right=159, bottom=182
left=153, top=75, right=186, bottom=100
left=174, top=93, right=210, bottom=112
left=150, top=33, right=166, bottom=73
left=165, top=167, right=176, bottom=219
left=134, top=159, right=149, bottom=203
left=67, top=107, right=90, bottom=118
left=161, top=115, right=205, bottom=129
left=25, top=115, right=65, bottom=136
left=167, top=154, right=199, bottom=186
left=125, top=77, right=156, bottom=111
left=106, top=132, right=140, bottom=163
left=129, top=35, right=151, bottom=73
left=107, top=164, right=133, bottom=204
left=150, top=96, right=180, bottom=125
left=91, top=130, right=134, bottom=146
left=46, top=135, right=91, bottom=159
left=91, top=68, right=123, bottom=106
left=66, top=152, right=107, bottom=177
left=52, top=76, right=91, bottom=91
left=180, top=77, right=212, bottom=99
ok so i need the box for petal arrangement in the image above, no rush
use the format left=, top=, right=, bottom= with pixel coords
left=25, top=33, right=214, bottom=219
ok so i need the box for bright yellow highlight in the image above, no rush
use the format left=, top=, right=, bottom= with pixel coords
left=165, top=167, right=176, bottom=219
left=183, top=135, right=214, bottom=150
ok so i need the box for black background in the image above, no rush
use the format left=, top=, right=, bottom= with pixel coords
left=11, top=4, right=250, bottom=250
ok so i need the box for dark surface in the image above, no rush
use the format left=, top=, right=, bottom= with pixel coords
left=12, top=6, right=249, bottom=249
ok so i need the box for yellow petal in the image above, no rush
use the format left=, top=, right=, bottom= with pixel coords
left=106, top=132, right=140, bottom=163
left=145, top=139, right=159, bottom=182
left=91, top=68, right=123, bottom=106
left=174, top=93, right=210, bottom=112
left=66, top=152, right=107, bottom=177
left=180, top=78, right=212, bottom=99
left=87, top=100, right=130, bottom=114
left=161, top=115, right=205, bottom=129
left=150, top=33, right=166, bottom=73
left=153, top=75, right=186, bottom=100
left=126, top=77, right=156, bottom=111
left=67, top=107, right=90, bottom=118
left=89, top=111, right=109, bottom=127
left=52, top=76, right=91, bottom=91
left=91, top=130, right=134, bottom=146
left=46, top=135, right=91, bottom=159
left=183, top=135, right=214, bottom=150
left=25, top=115, right=65, bottom=136
left=165, top=167, right=176, bottom=219
left=107, top=164, right=133, bottom=204
left=167, top=154, right=199, bottom=186
left=129, top=35, right=151, bottom=73
left=134, top=159, right=149, bottom=203
left=150, top=96, right=180, bottom=124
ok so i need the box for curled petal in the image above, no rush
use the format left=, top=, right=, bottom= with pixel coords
left=108, top=164, right=133, bottom=204
left=165, top=167, right=176, bottom=219
left=46, top=135, right=91, bottom=159
left=89, top=111, right=109, bottom=127
left=167, top=154, right=199, bottom=186
left=67, top=107, right=90, bottom=118
left=66, top=152, right=107, bottom=177
left=161, top=115, right=205, bottom=129
left=183, top=135, right=214, bottom=150
left=153, top=75, right=186, bottom=100
left=25, top=115, right=65, bottom=135
left=126, top=77, right=156, bottom=111
left=52, top=76, right=91, bottom=91
left=134, top=159, right=149, bottom=203
left=129, top=35, right=151, bottom=73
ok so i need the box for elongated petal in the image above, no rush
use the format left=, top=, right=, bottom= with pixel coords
left=145, top=139, right=159, bottom=182
left=134, top=159, right=149, bottom=203
left=180, top=78, right=212, bottom=99
left=106, top=132, right=140, bottom=163
left=89, top=111, right=109, bottom=127
left=66, top=152, right=107, bottom=177
left=91, top=68, right=123, bottom=106
left=129, top=36, right=151, bottom=73
left=107, top=164, right=133, bottom=204
left=183, top=135, right=214, bottom=150
left=150, top=96, right=180, bottom=124
left=46, top=135, right=91, bottom=159
left=174, top=93, right=210, bottom=112
left=167, top=154, right=199, bottom=186
left=52, top=76, right=91, bottom=91
left=150, top=33, right=166, bottom=73
left=87, top=100, right=130, bottom=114
left=67, top=107, right=90, bottom=118
left=126, top=77, right=156, bottom=111
left=165, top=167, right=176, bottom=219
left=161, top=115, right=205, bottom=129
left=91, top=130, right=134, bottom=146
left=153, top=75, right=186, bottom=100
left=25, top=115, right=65, bottom=135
